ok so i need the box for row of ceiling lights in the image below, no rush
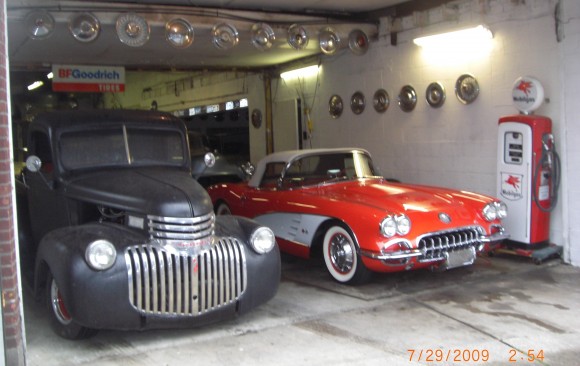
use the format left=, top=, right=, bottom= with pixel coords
left=25, top=10, right=371, bottom=56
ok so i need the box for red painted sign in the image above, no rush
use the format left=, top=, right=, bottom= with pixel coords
left=52, top=65, right=125, bottom=93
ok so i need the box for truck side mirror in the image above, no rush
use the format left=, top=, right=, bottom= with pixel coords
left=24, top=155, right=54, bottom=189
left=25, top=155, right=42, bottom=173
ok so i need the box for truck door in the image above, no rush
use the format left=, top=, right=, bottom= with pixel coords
left=26, top=130, right=70, bottom=244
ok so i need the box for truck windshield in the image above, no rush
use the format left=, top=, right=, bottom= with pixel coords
left=59, top=126, right=186, bottom=170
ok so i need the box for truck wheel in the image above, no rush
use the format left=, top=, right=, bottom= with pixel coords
left=322, top=225, right=372, bottom=285
left=47, top=272, right=98, bottom=340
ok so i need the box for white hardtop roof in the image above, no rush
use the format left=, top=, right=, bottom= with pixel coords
left=248, top=147, right=371, bottom=187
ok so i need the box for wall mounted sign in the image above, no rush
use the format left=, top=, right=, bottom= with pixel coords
left=52, top=64, right=125, bottom=93
left=455, top=74, right=479, bottom=104
left=373, top=89, right=389, bottom=113
left=350, top=91, right=365, bottom=115
left=328, top=94, right=343, bottom=118
left=398, top=85, right=417, bottom=112
left=425, top=82, right=446, bottom=108
left=511, top=76, right=544, bottom=114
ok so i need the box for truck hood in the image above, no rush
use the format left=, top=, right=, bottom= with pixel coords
left=61, top=167, right=212, bottom=217
left=317, top=179, right=492, bottom=216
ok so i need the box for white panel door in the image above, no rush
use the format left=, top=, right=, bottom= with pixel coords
left=272, top=99, right=300, bottom=152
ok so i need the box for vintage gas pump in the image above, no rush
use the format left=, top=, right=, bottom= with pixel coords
left=496, top=76, right=562, bottom=263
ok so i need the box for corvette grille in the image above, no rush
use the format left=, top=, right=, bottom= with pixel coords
left=417, top=227, right=481, bottom=263
left=125, top=238, right=247, bottom=315
left=147, top=213, right=215, bottom=242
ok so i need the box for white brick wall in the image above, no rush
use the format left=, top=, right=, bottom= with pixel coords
left=560, top=0, right=580, bottom=264
left=275, top=0, right=577, bottom=260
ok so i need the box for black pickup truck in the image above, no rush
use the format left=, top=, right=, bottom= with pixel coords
left=16, top=109, right=280, bottom=339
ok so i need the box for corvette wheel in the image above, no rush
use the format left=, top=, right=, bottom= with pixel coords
left=322, top=225, right=371, bottom=285
left=215, top=202, right=232, bottom=215
left=47, top=272, right=97, bottom=340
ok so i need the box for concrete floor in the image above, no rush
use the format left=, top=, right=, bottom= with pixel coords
left=22, top=253, right=580, bottom=366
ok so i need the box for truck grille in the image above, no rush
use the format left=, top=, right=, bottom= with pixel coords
left=147, top=213, right=215, bottom=242
left=125, top=237, right=247, bottom=316
left=417, top=227, right=481, bottom=263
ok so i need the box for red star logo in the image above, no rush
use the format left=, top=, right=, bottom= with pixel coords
left=516, top=81, right=533, bottom=96
left=505, top=175, right=520, bottom=189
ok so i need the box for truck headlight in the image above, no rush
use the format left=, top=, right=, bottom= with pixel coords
left=250, top=227, right=276, bottom=254
left=85, top=239, right=117, bottom=270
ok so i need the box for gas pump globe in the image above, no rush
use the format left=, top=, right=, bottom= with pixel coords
left=496, top=76, right=562, bottom=263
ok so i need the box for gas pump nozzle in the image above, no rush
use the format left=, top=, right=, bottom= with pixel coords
left=541, top=133, right=554, bottom=169
left=542, top=133, right=554, bottom=152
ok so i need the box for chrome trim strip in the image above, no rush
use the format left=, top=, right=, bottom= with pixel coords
left=361, top=248, right=422, bottom=260
left=148, top=213, right=215, bottom=224
left=362, top=226, right=506, bottom=263
left=479, top=227, right=510, bottom=243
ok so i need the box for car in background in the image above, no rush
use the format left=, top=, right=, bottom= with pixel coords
left=207, top=148, right=509, bottom=285
left=188, top=130, right=251, bottom=188
left=17, top=109, right=280, bottom=339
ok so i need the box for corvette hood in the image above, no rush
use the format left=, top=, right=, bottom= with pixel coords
left=61, top=167, right=213, bottom=217
left=316, top=179, right=491, bottom=216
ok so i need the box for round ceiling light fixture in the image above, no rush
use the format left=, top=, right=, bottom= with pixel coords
left=116, top=13, right=150, bottom=47
left=25, top=10, right=55, bottom=40
left=212, top=23, right=239, bottom=50
left=287, top=24, right=309, bottom=50
left=348, top=29, right=369, bottom=55
left=165, top=18, right=194, bottom=48
left=69, top=12, right=100, bottom=43
left=251, top=23, right=275, bottom=51
left=319, top=27, right=341, bottom=55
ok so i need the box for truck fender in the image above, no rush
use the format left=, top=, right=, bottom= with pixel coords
left=33, top=223, right=145, bottom=304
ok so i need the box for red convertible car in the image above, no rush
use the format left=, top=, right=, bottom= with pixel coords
left=207, top=148, right=508, bottom=285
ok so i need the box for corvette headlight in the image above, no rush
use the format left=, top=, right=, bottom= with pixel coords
left=482, top=203, right=498, bottom=221
left=380, top=216, right=397, bottom=238
left=380, top=214, right=411, bottom=238
left=85, top=239, right=116, bottom=271
left=496, top=201, right=508, bottom=219
left=395, top=214, right=411, bottom=235
left=250, top=227, right=276, bottom=254
left=483, top=201, right=508, bottom=221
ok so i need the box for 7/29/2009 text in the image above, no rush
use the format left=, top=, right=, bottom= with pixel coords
left=407, top=348, right=545, bottom=363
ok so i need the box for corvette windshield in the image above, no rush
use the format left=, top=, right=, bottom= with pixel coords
left=59, top=126, right=186, bottom=170
left=281, top=151, right=380, bottom=188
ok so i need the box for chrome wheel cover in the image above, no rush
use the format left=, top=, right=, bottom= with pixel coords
left=50, top=279, right=72, bottom=325
left=328, top=232, right=354, bottom=274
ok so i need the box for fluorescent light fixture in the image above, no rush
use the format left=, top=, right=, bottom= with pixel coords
left=413, top=25, right=493, bottom=65
left=413, top=25, right=492, bottom=48
left=27, top=81, right=44, bottom=90
left=46, top=72, right=53, bottom=79
left=280, top=65, right=320, bottom=80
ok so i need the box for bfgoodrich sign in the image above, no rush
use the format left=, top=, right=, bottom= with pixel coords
left=52, top=65, right=125, bottom=93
